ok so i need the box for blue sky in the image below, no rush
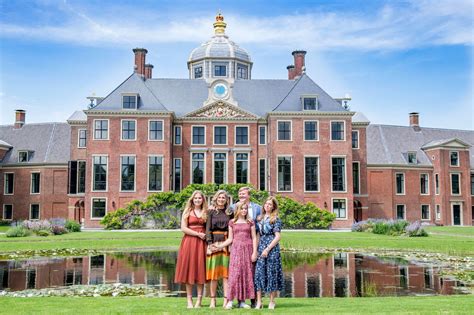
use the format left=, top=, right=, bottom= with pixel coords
left=0, top=0, right=472, bottom=130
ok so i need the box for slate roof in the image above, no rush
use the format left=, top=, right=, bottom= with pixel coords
left=367, top=124, right=474, bottom=168
left=67, top=110, right=87, bottom=122
left=0, top=123, right=70, bottom=165
left=91, top=73, right=348, bottom=117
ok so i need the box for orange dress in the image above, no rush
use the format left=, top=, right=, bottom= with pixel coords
left=174, top=213, right=207, bottom=284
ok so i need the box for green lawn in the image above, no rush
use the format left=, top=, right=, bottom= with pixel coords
left=0, top=226, right=9, bottom=232
left=0, top=296, right=473, bottom=315
left=0, top=227, right=473, bottom=256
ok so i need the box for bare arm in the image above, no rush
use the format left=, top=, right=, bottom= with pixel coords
left=181, top=214, right=205, bottom=239
left=251, top=224, right=257, bottom=262
left=205, top=211, right=213, bottom=244
left=215, top=225, right=233, bottom=248
left=261, top=231, right=281, bottom=258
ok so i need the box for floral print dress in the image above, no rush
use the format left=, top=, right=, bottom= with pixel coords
left=254, top=217, right=283, bottom=293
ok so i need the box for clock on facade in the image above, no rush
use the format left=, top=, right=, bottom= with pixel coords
left=213, top=83, right=228, bottom=99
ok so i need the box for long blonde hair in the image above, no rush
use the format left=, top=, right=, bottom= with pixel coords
left=233, top=202, right=252, bottom=223
left=211, top=190, right=232, bottom=215
left=182, top=190, right=208, bottom=221
left=259, top=196, right=279, bottom=224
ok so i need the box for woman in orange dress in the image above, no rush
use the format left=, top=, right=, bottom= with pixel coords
left=174, top=190, right=208, bottom=308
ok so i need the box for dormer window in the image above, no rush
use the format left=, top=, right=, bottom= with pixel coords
left=302, top=96, right=318, bottom=110
left=407, top=152, right=417, bottom=164
left=214, top=64, right=227, bottom=77
left=194, top=66, right=203, bottom=79
left=237, top=64, right=248, bottom=79
left=122, top=94, right=138, bottom=109
left=18, top=151, right=29, bottom=163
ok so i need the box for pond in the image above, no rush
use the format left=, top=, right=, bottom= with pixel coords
left=0, top=251, right=469, bottom=297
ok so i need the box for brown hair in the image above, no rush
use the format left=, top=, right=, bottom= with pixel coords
left=211, top=190, right=232, bottom=215
left=238, top=186, right=251, bottom=194
left=233, top=202, right=252, bottom=223
left=182, top=190, right=208, bottom=221
left=259, top=196, right=279, bottom=224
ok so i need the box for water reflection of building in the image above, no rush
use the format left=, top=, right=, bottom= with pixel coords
left=0, top=253, right=461, bottom=297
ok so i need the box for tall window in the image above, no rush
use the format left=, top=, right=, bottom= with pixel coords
left=304, top=121, right=318, bottom=141
left=278, top=156, right=292, bottom=191
left=259, top=159, right=266, bottom=191
left=421, top=205, right=430, bottom=220
left=149, top=121, right=163, bottom=141
left=451, top=173, right=460, bottom=195
left=93, top=156, right=107, bottom=191
left=396, top=205, right=405, bottom=220
left=121, top=120, right=136, bottom=140
left=192, top=153, right=205, bottom=184
left=77, top=161, right=86, bottom=193
left=30, top=204, right=40, bottom=220
left=91, top=198, right=106, bottom=219
left=148, top=156, right=163, bottom=191
left=332, top=157, right=346, bottom=192
left=214, top=65, right=227, bottom=76
left=396, top=173, right=405, bottom=195
left=3, top=205, right=13, bottom=220
left=174, top=126, right=182, bottom=145
left=31, top=173, right=40, bottom=194
left=277, top=121, right=291, bottom=141
left=122, top=95, right=137, bottom=109
left=331, top=121, right=345, bottom=141
left=420, top=174, right=429, bottom=195
left=192, top=126, right=205, bottom=145
left=353, top=162, right=360, bottom=194
left=436, top=205, right=441, bottom=220
left=235, top=126, right=249, bottom=145
left=94, top=120, right=108, bottom=140
left=214, top=153, right=226, bottom=184
left=174, top=158, right=182, bottom=192
left=303, top=97, right=317, bottom=110
left=194, top=66, right=203, bottom=79
left=352, top=131, right=359, bottom=149
left=470, top=174, right=474, bottom=195
left=259, top=126, right=266, bottom=145
left=78, top=129, right=87, bottom=148
left=214, top=126, right=227, bottom=145
left=435, top=174, right=440, bottom=195
left=4, top=173, right=14, bottom=195
left=305, top=157, right=319, bottom=192
left=121, top=156, right=135, bottom=191
left=237, top=65, right=248, bottom=79
left=450, top=151, right=459, bottom=166
left=236, top=153, right=248, bottom=184
left=333, top=199, right=346, bottom=219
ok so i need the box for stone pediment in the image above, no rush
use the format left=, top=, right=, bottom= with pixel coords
left=184, top=101, right=258, bottom=119
left=422, top=138, right=471, bottom=150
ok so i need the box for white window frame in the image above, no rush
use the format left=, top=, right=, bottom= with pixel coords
left=212, top=152, right=228, bottom=184
left=420, top=173, right=430, bottom=195
left=435, top=204, right=441, bottom=220
left=122, top=93, right=138, bottom=110
left=450, top=173, right=461, bottom=195
left=332, top=197, right=348, bottom=220
left=276, top=155, right=293, bottom=192
left=353, top=161, right=360, bottom=195
left=190, top=151, right=206, bottom=184
left=303, top=120, right=319, bottom=142
left=193, top=63, right=203, bottom=79
left=435, top=173, right=440, bottom=195
left=120, top=119, right=137, bottom=141
left=174, top=125, right=182, bottom=146
left=77, top=128, right=87, bottom=148
left=173, top=158, right=182, bottom=192
left=351, top=130, right=359, bottom=149
left=2, top=204, right=13, bottom=221
left=235, top=125, right=249, bottom=146
left=471, top=173, right=474, bottom=196
left=234, top=151, right=250, bottom=184
left=147, top=154, right=164, bottom=192
left=421, top=204, right=430, bottom=221
left=258, top=125, right=267, bottom=145
left=91, top=154, right=108, bottom=192
left=119, top=154, right=136, bottom=193
left=330, top=120, right=346, bottom=141
left=93, top=119, right=110, bottom=141
left=395, top=172, right=405, bottom=195
left=330, top=155, right=347, bottom=193
left=451, top=202, right=463, bottom=226
left=212, top=62, right=228, bottom=78
left=18, top=150, right=29, bottom=163
left=304, top=155, right=320, bottom=193
left=304, top=272, right=322, bottom=298
left=449, top=151, right=459, bottom=167
left=148, top=120, right=164, bottom=141
left=213, top=125, right=228, bottom=146
left=301, top=95, right=319, bottom=111
left=396, top=204, right=406, bottom=220
left=91, top=197, right=108, bottom=220
left=30, top=171, right=41, bottom=195
left=4, top=172, right=14, bottom=195
left=258, top=158, right=267, bottom=191
left=277, top=120, right=292, bottom=141
left=407, top=151, right=417, bottom=164
left=29, top=204, right=40, bottom=220
left=77, top=160, right=86, bottom=195
left=191, top=125, right=206, bottom=145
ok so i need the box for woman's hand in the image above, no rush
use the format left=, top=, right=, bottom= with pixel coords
left=251, top=252, right=257, bottom=262
left=197, top=232, right=206, bottom=240
left=261, top=248, right=269, bottom=258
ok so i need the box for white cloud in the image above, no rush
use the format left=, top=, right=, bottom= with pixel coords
left=0, top=0, right=472, bottom=51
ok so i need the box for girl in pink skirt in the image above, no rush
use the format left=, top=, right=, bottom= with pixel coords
left=214, top=202, right=257, bottom=309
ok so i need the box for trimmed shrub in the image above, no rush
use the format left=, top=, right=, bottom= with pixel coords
left=6, top=226, right=32, bottom=237
left=35, top=229, right=51, bottom=237
left=65, top=220, right=81, bottom=232
left=0, top=220, right=11, bottom=226
left=51, top=225, right=68, bottom=235
left=277, top=196, right=335, bottom=229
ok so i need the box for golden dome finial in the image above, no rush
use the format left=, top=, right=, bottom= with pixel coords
left=214, top=12, right=226, bottom=35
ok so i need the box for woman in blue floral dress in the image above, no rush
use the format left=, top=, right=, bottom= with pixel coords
left=254, top=196, right=283, bottom=309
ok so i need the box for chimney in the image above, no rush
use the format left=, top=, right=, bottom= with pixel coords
left=292, top=50, right=307, bottom=78
left=409, top=112, right=421, bottom=131
left=287, top=65, right=295, bottom=80
left=14, top=109, right=26, bottom=129
left=144, top=64, right=154, bottom=79
left=132, top=48, right=148, bottom=76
